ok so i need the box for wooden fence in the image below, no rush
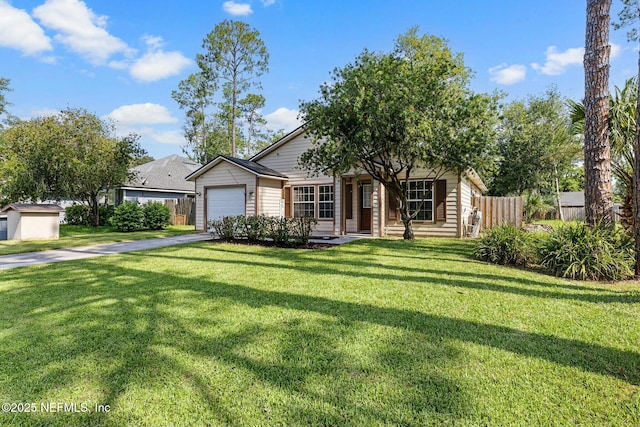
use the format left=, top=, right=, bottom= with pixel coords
left=471, top=196, right=522, bottom=229
left=164, top=198, right=196, bottom=226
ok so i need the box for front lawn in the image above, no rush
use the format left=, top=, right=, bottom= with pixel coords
left=0, top=238, right=638, bottom=426
left=0, top=225, right=196, bottom=256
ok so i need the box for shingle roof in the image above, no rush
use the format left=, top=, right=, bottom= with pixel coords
left=219, top=155, right=288, bottom=179
left=121, top=155, right=201, bottom=192
left=559, top=191, right=584, bottom=207
left=186, top=155, right=288, bottom=181
left=1, top=203, right=64, bottom=213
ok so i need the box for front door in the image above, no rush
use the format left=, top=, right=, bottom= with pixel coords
left=359, top=182, right=372, bottom=232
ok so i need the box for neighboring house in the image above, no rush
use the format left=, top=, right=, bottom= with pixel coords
left=558, top=191, right=585, bottom=221
left=115, top=155, right=201, bottom=205
left=186, top=126, right=487, bottom=238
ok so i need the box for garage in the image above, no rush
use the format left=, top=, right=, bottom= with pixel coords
left=206, top=186, right=246, bottom=224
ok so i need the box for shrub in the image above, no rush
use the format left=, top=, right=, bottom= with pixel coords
left=474, top=224, right=534, bottom=267
left=111, top=201, right=145, bottom=232
left=241, top=215, right=268, bottom=242
left=65, top=204, right=114, bottom=226
left=143, top=202, right=171, bottom=230
left=538, top=222, right=634, bottom=281
left=65, top=205, right=90, bottom=226
left=209, top=215, right=242, bottom=241
left=267, top=217, right=291, bottom=245
left=289, top=216, right=318, bottom=245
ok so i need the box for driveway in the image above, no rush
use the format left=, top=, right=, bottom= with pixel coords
left=0, top=233, right=211, bottom=270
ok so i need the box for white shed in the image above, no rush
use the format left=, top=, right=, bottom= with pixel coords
left=1, top=204, right=65, bottom=241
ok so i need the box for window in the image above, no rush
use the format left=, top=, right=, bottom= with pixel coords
left=293, top=186, right=315, bottom=217
left=318, top=185, right=334, bottom=219
left=406, top=180, right=433, bottom=221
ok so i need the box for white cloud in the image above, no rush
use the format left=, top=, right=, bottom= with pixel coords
left=0, top=0, right=52, bottom=55
left=531, top=46, right=584, bottom=76
left=488, top=63, right=526, bottom=85
left=610, top=42, right=622, bottom=59
left=264, top=107, right=301, bottom=132
left=146, top=129, right=185, bottom=145
left=105, top=103, right=178, bottom=126
left=261, top=0, right=276, bottom=5
left=129, top=50, right=192, bottom=82
left=223, top=1, right=253, bottom=16
left=124, top=35, right=191, bottom=82
left=33, top=0, right=135, bottom=65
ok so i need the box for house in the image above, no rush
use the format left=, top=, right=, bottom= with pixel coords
left=115, top=155, right=201, bottom=205
left=186, top=126, right=487, bottom=238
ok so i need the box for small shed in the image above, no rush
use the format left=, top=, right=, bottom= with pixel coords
left=0, top=204, right=65, bottom=241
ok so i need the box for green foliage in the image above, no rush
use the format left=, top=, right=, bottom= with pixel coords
left=65, top=204, right=114, bottom=227
left=489, top=87, right=581, bottom=196
left=176, top=20, right=271, bottom=159
left=0, top=77, right=12, bottom=128
left=299, top=27, right=499, bottom=240
left=65, top=205, right=91, bottom=226
left=0, top=108, right=142, bottom=226
left=111, top=202, right=145, bottom=232
left=538, top=223, right=634, bottom=281
left=523, top=192, right=556, bottom=223
left=474, top=224, right=534, bottom=267
left=143, top=202, right=171, bottom=230
left=240, top=214, right=268, bottom=242
left=208, top=215, right=318, bottom=246
left=209, top=215, right=241, bottom=241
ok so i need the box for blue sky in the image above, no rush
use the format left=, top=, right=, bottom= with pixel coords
left=0, top=0, right=638, bottom=160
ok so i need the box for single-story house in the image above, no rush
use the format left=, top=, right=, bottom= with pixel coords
left=115, top=155, right=201, bottom=205
left=186, top=126, right=486, bottom=238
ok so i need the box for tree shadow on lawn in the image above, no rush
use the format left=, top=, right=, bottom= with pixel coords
left=1, top=263, right=471, bottom=426
left=1, top=249, right=639, bottom=425
left=144, top=242, right=640, bottom=305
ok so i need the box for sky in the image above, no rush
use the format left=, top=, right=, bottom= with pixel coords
left=0, top=0, right=638, bottom=160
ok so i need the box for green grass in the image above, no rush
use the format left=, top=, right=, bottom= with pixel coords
left=0, top=238, right=638, bottom=426
left=0, top=225, right=196, bottom=256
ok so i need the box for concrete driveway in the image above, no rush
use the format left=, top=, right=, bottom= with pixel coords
left=0, top=233, right=211, bottom=270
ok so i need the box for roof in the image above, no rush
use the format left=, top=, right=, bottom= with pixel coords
left=120, top=155, right=201, bottom=193
left=186, top=155, right=289, bottom=181
left=1, top=203, right=64, bottom=213
left=559, top=191, right=584, bottom=207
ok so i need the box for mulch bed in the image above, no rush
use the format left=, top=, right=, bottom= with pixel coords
left=205, top=238, right=334, bottom=250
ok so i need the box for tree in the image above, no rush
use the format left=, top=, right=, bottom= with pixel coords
left=299, top=28, right=499, bottom=240
left=490, top=88, right=581, bottom=222
left=583, top=0, right=614, bottom=226
left=198, top=20, right=269, bottom=157
left=569, top=77, right=638, bottom=229
left=0, top=108, right=142, bottom=226
left=0, top=77, right=13, bottom=128
left=172, top=71, right=220, bottom=163
left=615, top=0, right=640, bottom=275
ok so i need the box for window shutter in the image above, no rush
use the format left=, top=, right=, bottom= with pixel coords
left=388, top=193, right=399, bottom=220
left=284, top=187, right=292, bottom=218
left=345, top=183, right=353, bottom=219
left=435, top=179, right=447, bottom=221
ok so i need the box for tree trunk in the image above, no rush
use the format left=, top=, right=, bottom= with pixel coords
left=584, top=0, right=614, bottom=226
left=399, top=205, right=415, bottom=240
left=90, top=194, right=100, bottom=227
left=554, top=164, right=564, bottom=221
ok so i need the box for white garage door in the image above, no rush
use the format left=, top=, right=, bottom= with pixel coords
left=207, top=187, right=245, bottom=223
